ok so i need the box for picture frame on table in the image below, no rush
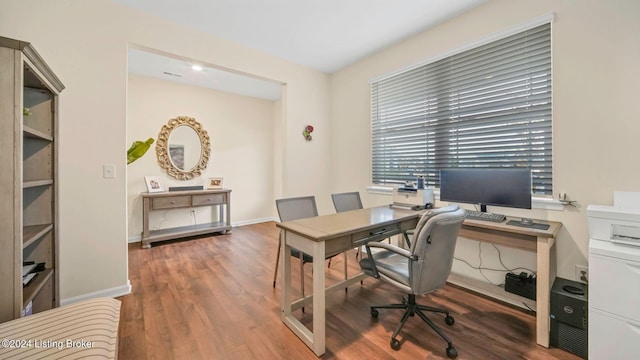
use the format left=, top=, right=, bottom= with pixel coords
left=145, top=176, right=164, bottom=193
left=208, top=177, right=223, bottom=189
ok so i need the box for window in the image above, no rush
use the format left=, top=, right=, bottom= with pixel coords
left=371, top=23, right=552, bottom=195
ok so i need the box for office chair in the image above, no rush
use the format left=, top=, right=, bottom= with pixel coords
left=359, top=205, right=466, bottom=358
left=331, top=191, right=363, bottom=213
left=273, top=196, right=347, bottom=300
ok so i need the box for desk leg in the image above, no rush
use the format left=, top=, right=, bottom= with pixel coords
left=311, top=240, right=326, bottom=356
left=225, top=196, right=232, bottom=233
left=141, top=198, right=151, bottom=249
left=536, top=236, right=556, bottom=348
left=280, top=232, right=326, bottom=356
left=281, top=231, right=292, bottom=318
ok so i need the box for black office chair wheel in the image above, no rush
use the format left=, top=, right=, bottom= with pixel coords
left=370, top=308, right=379, bottom=318
left=445, top=315, right=455, bottom=326
left=446, top=345, right=458, bottom=358
left=390, top=338, right=401, bottom=350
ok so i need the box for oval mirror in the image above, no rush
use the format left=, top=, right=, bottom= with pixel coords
left=156, top=116, right=210, bottom=180
left=168, top=125, right=201, bottom=171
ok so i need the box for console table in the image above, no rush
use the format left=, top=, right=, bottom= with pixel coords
left=141, top=189, right=232, bottom=248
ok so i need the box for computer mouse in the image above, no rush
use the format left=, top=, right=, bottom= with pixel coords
left=521, top=218, right=533, bottom=225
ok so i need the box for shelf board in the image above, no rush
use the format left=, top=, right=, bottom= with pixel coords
left=23, top=268, right=53, bottom=307
left=144, top=222, right=231, bottom=243
left=23, top=125, right=53, bottom=141
left=23, top=179, right=53, bottom=189
left=23, top=224, right=53, bottom=248
left=448, top=272, right=536, bottom=311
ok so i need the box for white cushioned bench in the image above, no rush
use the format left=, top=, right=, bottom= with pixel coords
left=0, top=297, right=121, bottom=359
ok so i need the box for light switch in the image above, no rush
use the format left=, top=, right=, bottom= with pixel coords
left=103, top=164, right=116, bottom=179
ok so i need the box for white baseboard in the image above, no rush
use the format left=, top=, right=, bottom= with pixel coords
left=60, top=280, right=132, bottom=306
left=127, top=217, right=279, bottom=243
left=232, top=217, right=278, bottom=226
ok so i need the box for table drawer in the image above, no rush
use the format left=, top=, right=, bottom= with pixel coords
left=192, top=194, right=225, bottom=206
left=152, top=196, right=190, bottom=209
left=352, top=223, right=400, bottom=247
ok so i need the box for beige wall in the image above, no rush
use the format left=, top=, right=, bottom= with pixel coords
left=330, top=0, right=640, bottom=282
left=127, top=74, right=278, bottom=239
left=0, top=0, right=331, bottom=301
left=3, top=0, right=638, bottom=300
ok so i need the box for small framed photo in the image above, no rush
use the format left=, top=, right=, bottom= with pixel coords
left=208, top=177, right=224, bottom=189
left=145, top=176, right=164, bottom=193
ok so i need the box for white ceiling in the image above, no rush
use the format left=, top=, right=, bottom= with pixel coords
left=128, top=47, right=284, bottom=100
left=119, top=0, right=487, bottom=100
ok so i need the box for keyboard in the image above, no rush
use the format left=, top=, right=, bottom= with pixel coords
left=465, top=210, right=506, bottom=223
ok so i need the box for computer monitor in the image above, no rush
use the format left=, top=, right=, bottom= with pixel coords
left=439, top=168, right=532, bottom=212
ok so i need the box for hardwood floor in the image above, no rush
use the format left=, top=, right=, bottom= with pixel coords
left=118, top=222, right=581, bottom=360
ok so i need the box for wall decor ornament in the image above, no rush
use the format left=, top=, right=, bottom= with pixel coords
left=303, top=125, right=314, bottom=141
left=156, top=116, right=211, bottom=180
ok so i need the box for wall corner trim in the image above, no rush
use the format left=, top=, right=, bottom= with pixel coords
left=60, top=280, right=132, bottom=306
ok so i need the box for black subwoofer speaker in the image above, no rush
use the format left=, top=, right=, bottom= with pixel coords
left=550, top=277, right=588, bottom=359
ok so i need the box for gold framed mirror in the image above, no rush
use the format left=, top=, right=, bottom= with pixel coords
left=156, top=116, right=210, bottom=180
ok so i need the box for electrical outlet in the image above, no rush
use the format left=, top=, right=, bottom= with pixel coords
left=575, top=265, right=588, bottom=283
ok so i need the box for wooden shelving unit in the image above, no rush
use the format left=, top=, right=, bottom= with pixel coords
left=0, top=36, right=64, bottom=322
left=22, top=268, right=54, bottom=308
left=23, top=224, right=54, bottom=248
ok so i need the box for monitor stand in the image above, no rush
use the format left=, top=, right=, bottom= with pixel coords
left=506, top=218, right=550, bottom=230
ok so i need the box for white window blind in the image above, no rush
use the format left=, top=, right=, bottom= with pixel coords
left=371, top=23, right=552, bottom=195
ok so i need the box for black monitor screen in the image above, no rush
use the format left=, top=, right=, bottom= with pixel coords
left=439, top=168, right=532, bottom=210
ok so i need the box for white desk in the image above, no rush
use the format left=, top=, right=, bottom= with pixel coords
left=276, top=206, right=561, bottom=356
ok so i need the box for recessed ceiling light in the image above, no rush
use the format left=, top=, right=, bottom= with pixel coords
left=192, top=65, right=203, bottom=71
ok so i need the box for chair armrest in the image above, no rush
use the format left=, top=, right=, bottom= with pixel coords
left=366, top=242, right=417, bottom=260
left=363, top=242, right=418, bottom=279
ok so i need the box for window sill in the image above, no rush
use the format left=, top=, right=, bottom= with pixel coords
left=366, top=185, right=565, bottom=211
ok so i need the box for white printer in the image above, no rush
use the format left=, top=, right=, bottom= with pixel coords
left=391, top=187, right=434, bottom=209
left=587, top=191, right=640, bottom=359
left=588, top=191, right=640, bottom=247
